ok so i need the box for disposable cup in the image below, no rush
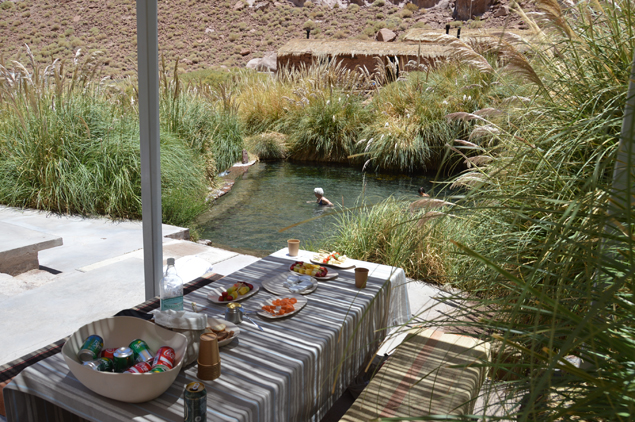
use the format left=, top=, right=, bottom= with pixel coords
left=197, top=361, right=221, bottom=381
left=198, top=333, right=219, bottom=366
left=355, top=268, right=369, bottom=289
left=287, top=239, right=300, bottom=257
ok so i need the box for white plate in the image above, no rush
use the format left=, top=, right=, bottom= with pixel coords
left=206, top=317, right=240, bottom=347
left=313, top=271, right=339, bottom=281
left=257, top=295, right=308, bottom=319
left=207, top=282, right=260, bottom=304
left=262, top=273, right=317, bottom=296
left=310, top=258, right=355, bottom=269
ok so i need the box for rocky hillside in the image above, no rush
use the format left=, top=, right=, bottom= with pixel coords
left=0, top=0, right=524, bottom=78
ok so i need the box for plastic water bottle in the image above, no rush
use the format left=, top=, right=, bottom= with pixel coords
left=160, top=258, right=183, bottom=311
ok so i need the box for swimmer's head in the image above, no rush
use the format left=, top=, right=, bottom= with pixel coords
left=314, top=188, right=324, bottom=197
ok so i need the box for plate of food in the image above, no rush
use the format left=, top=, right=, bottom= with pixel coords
left=262, top=273, right=317, bottom=295
left=258, top=295, right=307, bottom=319
left=290, top=261, right=338, bottom=281
left=207, top=281, right=259, bottom=304
left=205, top=318, right=240, bottom=347
left=311, top=251, right=355, bottom=269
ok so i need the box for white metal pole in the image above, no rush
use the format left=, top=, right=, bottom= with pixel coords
left=136, top=0, right=163, bottom=300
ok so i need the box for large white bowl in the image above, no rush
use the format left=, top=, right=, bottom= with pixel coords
left=62, top=316, right=188, bottom=403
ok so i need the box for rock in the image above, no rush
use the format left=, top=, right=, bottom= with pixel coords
left=454, top=0, right=492, bottom=19
left=494, top=5, right=508, bottom=16
left=246, top=58, right=262, bottom=70
left=375, top=28, right=397, bottom=42
left=253, top=1, right=269, bottom=11
left=240, top=49, right=251, bottom=56
left=242, top=149, right=249, bottom=164
left=273, top=1, right=283, bottom=5
left=205, top=27, right=215, bottom=34
left=73, top=15, right=81, bottom=22
left=233, top=0, right=245, bottom=10
left=258, top=51, right=277, bottom=72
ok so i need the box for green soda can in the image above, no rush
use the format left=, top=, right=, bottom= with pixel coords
left=113, top=347, right=135, bottom=373
left=184, top=382, right=207, bottom=422
left=83, top=357, right=113, bottom=372
left=128, top=339, right=154, bottom=363
left=150, top=364, right=170, bottom=373
left=77, top=335, right=104, bottom=362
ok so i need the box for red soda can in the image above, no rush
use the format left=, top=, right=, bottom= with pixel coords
left=101, top=348, right=118, bottom=359
left=152, top=346, right=175, bottom=369
left=124, top=361, right=153, bottom=374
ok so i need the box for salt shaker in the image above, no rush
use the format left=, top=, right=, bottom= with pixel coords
left=225, top=302, right=244, bottom=324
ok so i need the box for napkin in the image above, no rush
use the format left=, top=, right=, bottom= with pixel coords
left=153, top=310, right=207, bottom=330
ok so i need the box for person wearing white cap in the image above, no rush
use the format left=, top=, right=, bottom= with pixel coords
left=312, top=187, right=333, bottom=206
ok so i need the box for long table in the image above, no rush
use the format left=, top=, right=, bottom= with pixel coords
left=4, top=249, right=410, bottom=422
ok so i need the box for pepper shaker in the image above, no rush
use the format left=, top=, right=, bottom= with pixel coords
left=225, top=302, right=244, bottom=324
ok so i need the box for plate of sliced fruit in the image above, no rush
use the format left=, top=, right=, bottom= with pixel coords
left=207, top=281, right=259, bottom=304
left=311, top=251, right=355, bottom=269
left=205, top=318, right=240, bottom=347
left=258, top=295, right=307, bottom=319
left=290, top=261, right=338, bottom=281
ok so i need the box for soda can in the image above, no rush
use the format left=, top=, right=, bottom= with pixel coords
left=124, top=361, right=153, bottom=374
left=83, top=357, right=113, bottom=372
left=184, top=382, right=207, bottom=422
left=149, top=365, right=170, bottom=373
left=152, top=346, right=175, bottom=369
left=77, top=335, right=104, bottom=362
left=113, top=347, right=135, bottom=373
left=129, top=339, right=154, bottom=364
left=101, top=348, right=118, bottom=359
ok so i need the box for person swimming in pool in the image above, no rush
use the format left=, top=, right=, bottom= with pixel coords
left=310, top=188, right=333, bottom=206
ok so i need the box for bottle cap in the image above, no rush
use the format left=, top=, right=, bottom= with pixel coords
left=167, top=258, right=175, bottom=265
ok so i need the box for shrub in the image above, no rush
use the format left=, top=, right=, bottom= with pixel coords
left=333, top=30, right=346, bottom=38
left=372, top=0, right=385, bottom=6
left=304, top=0, right=314, bottom=7
left=245, top=132, right=288, bottom=160
left=0, top=2, right=14, bottom=10
left=228, top=32, right=239, bottom=41
left=303, top=19, right=316, bottom=30
left=404, top=2, right=418, bottom=11
left=398, top=8, right=413, bottom=18
left=348, top=3, right=359, bottom=12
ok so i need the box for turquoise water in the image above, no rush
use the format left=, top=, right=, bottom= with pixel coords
left=198, top=162, right=435, bottom=256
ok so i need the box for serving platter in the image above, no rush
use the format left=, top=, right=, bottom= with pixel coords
left=207, top=283, right=260, bottom=304
left=313, top=271, right=339, bottom=281
left=262, top=273, right=317, bottom=296
left=257, top=295, right=308, bottom=319
left=310, top=258, right=355, bottom=270
left=206, top=317, right=240, bottom=347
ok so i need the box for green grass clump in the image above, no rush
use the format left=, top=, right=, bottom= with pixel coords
left=245, top=132, right=288, bottom=160
left=283, top=91, right=371, bottom=162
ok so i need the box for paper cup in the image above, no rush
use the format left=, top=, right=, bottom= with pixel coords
left=287, top=239, right=300, bottom=257
left=197, top=361, right=221, bottom=381
left=198, top=333, right=219, bottom=366
left=355, top=268, right=369, bottom=289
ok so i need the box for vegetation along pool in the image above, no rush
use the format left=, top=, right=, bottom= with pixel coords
left=198, top=161, right=436, bottom=256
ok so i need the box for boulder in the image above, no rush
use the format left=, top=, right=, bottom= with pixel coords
left=376, top=28, right=397, bottom=42
left=258, top=51, right=277, bottom=72
left=205, top=27, right=215, bottom=34
left=240, top=49, right=251, bottom=56
left=246, top=58, right=262, bottom=70
left=493, top=5, right=508, bottom=16
left=233, top=1, right=245, bottom=10
left=454, top=0, right=492, bottom=19
left=253, top=1, right=270, bottom=11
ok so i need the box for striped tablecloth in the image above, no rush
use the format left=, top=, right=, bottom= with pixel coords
left=4, top=250, right=409, bottom=422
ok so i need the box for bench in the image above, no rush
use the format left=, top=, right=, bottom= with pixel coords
left=0, top=222, right=63, bottom=276
left=341, top=329, right=490, bottom=420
